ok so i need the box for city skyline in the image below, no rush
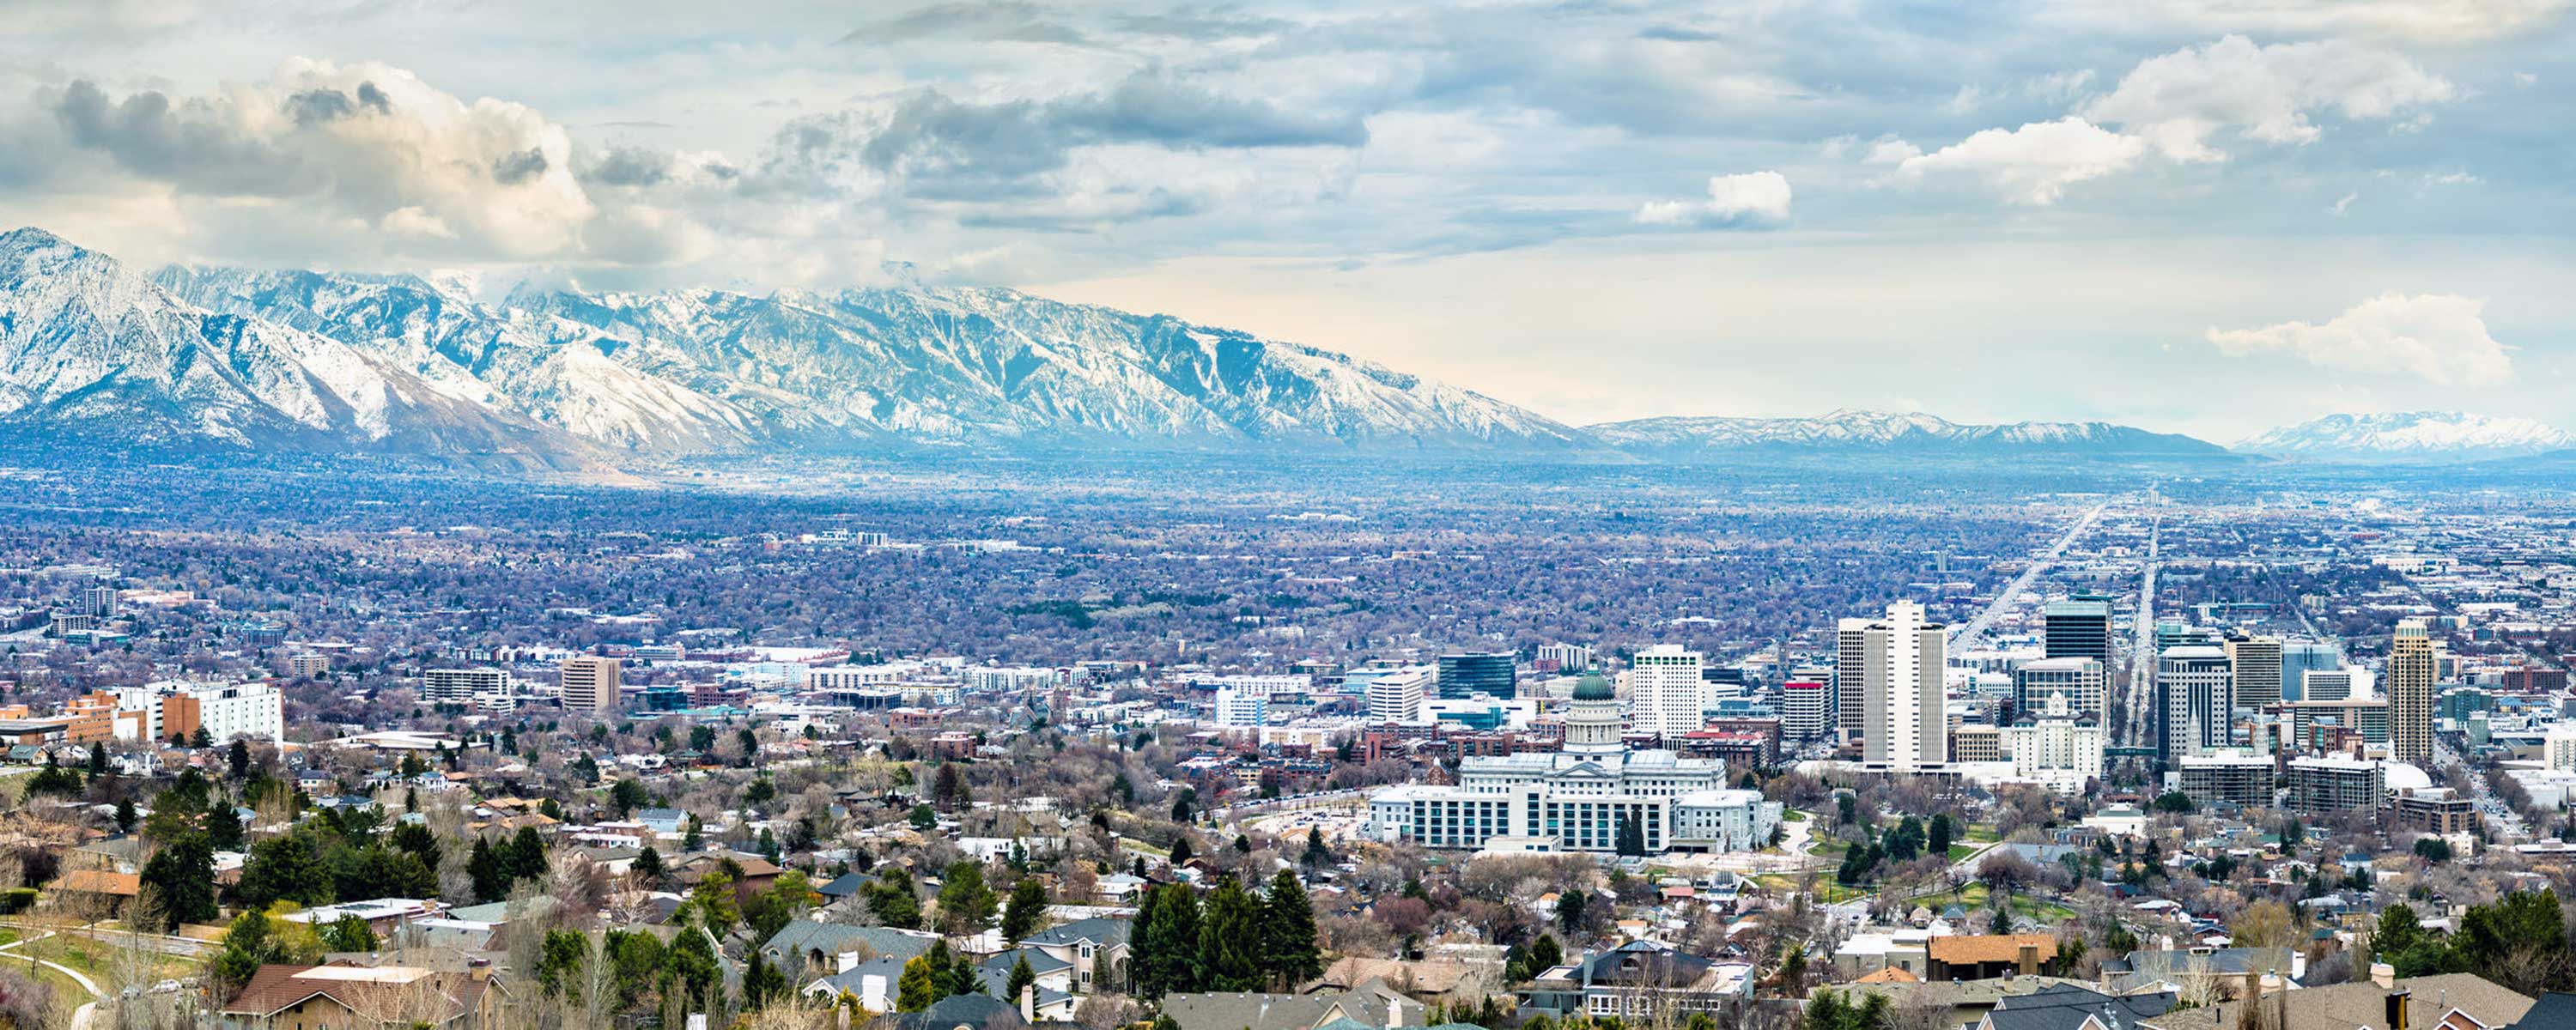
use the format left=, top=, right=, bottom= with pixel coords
left=4, top=2, right=2573, bottom=440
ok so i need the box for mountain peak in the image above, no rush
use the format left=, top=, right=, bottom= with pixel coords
left=2237, top=411, right=2572, bottom=462
left=1586, top=410, right=2224, bottom=457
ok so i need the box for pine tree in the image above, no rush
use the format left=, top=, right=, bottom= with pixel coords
left=1169, top=834, right=1194, bottom=868
left=1301, top=827, right=1333, bottom=869
left=468, top=837, right=507, bottom=903
left=1005, top=954, right=1036, bottom=1006
left=938, top=860, right=997, bottom=935
left=1261, top=870, right=1322, bottom=988
left=1137, top=884, right=1202, bottom=997
left=1001, top=876, right=1048, bottom=944
left=1199, top=876, right=1264, bottom=991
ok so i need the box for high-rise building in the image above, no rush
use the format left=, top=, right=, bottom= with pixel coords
left=2389, top=618, right=2438, bottom=765
left=1862, top=601, right=1946, bottom=769
left=2043, top=600, right=2114, bottom=672
left=2281, top=641, right=2341, bottom=702
left=2157, top=645, right=2232, bottom=766
left=1437, top=651, right=1516, bottom=700
left=82, top=585, right=117, bottom=619
left=2225, top=633, right=2284, bottom=710
left=561, top=656, right=623, bottom=714
left=1366, top=666, right=1431, bottom=724
left=424, top=667, right=508, bottom=706
left=2287, top=756, right=2384, bottom=814
left=2013, top=657, right=2105, bottom=718
left=1781, top=681, right=1831, bottom=741
left=1835, top=617, right=1869, bottom=741
left=1629, top=645, right=1705, bottom=738
left=2178, top=753, right=2273, bottom=809
left=1212, top=687, right=1268, bottom=728
left=2301, top=668, right=2365, bottom=702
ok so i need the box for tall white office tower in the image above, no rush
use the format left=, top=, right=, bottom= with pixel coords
left=1862, top=601, right=1947, bottom=769
left=2389, top=619, right=2438, bottom=765
left=1629, top=644, right=1705, bottom=738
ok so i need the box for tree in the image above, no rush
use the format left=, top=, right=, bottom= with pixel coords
left=1928, top=814, right=1953, bottom=857
left=114, top=797, right=137, bottom=833
left=2152, top=791, right=2195, bottom=814
left=609, top=779, right=650, bottom=818
left=744, top=870, right=811, bottom=944
left=1301, top=827, right=1334, bottom=869
left=2374, top=904, right=2424, bottom=961
left=1002, top=876, right=1048, bottom=945
left=236, top=830, right=333, bottom=908
left=139, top=832, right=218, bottom=930
left=910, top=803, right=939, bottom=831
left=633, top=845, right=665, bottom=886
left=1135, top=883, right=1203, bottom=998
left=1556, top=888, right=1589, bottom=932
left=744, top=952, right=789, bottom=1009
left=87, top=741, right=106, bottom=776
left=1169, top=834, right=1194, bottom=868
left=1261, top=870, right=1323, bottom=988
left=468, top=838, right=508, bottom=903
left=538, top=929, right=588, bottom=997
left=2414, top=837, right=2452, bottom=863
left=1005, top=954, right=1037, bottom=1007
left=933, top=764, right=971, bottom=810
left=1804, top=988, right=1892, bottom=1030
left=872, top=868, right=924, bottom=930
left=1199, top=876, right=1265, bottom=991
left=228, top=739, right=251, bottom=779
left=1615, top=813, right=1646, bottom=857
left=690, top=870, right=741, bottom=934
left=938, top=860, right=997, bottom=935
left=2230, top=900, right=2294, bottom=950
left=320, top=913, right=378, bottom=953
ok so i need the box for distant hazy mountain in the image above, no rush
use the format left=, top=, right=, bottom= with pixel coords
left=1586, top=409, right=2228, bottom=457
left=2235, top=412, right=2574, bottom=461
left=0, top=227, right=594, bottom=469
left=150, top=244, right=1589, bottom=456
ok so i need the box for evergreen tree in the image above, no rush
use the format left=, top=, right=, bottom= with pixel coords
left=114, top=797, right=137, bottom=833
left=633, top=845, right=665, bottom=885
left=1261, top=870, right=1322, bottom=988
left=1005, top=954, right=1036, bottom=1005
left=1301, top=827, right=1334, bottom=869
left=1928, top=815, right=1953, bottom=857
left=320, top=913, right=379, bottom=953
left=228, top=739, right=250, bottom=779
left=140, top=832, right=218, bottom=930
left=87, top=741, right=106, bottom=776
left=1169, top=834, right=1194, bottom=868
left=1136, top=883, right=1203, bottom=998
left=509, top=826, right=549, bottom=882
left=1001, top=876, right=1048, bottom=944
left=1616, top=813, right=1646, bottom=857
left=468, top=837, right=508, bottom=903
left=1199, top=876, right=1265, bottom=991
left=937, top=860, right=997, bottom=935
left=871, top=867, right=923, bottom=929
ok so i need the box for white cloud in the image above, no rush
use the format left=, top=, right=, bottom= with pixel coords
left=1886, top=118, right=2146, bottom=204
left=1634, top=171, right=1791, bottom=228
left=2330, top=191, right=2359, bottom=215
left=2207, top=294, right=2512, bottom=386
left=2081, top=35, right=2457, bottom=162
left=2044, top=0, right=2570, bottom=44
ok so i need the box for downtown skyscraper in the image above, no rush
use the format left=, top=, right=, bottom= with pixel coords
left=1862, top=600, right=1946, bottom=769
left=2390, top=618, right=2438, bottom=765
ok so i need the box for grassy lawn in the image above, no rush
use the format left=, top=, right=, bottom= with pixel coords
left=1962, top=823, right=2001, bottom=844
left=1904, top=885, right=2076, bottom=925
left=1752, top=873, right=1871, bottom=905
left=1947, top=844, right=1979, bottom=862
left=1784, top=809, right=1810, bottom=822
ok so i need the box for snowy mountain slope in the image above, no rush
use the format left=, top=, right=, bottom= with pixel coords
left=149, top=245, right=1591, bottom=454
left=1586, top=409, right=2227, bottom=457
left=2235, top=412, right=2574, bottom=461
left=0, top=228, right=592, bottom=468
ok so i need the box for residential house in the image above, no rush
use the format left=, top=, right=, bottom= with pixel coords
left=215, top=964, right=502, bottom=1030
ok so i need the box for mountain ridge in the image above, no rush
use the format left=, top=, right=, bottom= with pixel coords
left=2233, top=411, right=2573, bottom=462
left=1583, top=409, right=2231, bottom=457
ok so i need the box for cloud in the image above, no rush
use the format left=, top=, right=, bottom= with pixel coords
left=1634, top=171, right=1791, bottom=228
left=2207, top=294, right=2512, bottom=386
left=1886, top=118, right=2146, bottom=204
left=2082, top=35, right=2457, bottom=162
left=32, top=59, right=598, bottom=259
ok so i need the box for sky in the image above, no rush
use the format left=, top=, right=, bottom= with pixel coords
left=3, top=0, right=2573, bottom=442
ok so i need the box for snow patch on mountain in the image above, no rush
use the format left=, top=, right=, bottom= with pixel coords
left=2235, top=412, right=2573, bottom=461
left=1587, top=409, right=2225, bottom=456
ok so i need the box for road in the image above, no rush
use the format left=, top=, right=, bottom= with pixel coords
left=2437, top=737, right=2530, bottom=842
left=2121, top=500, right=2161, bottom=752
left=1950, top=498, right=2111, bottom=651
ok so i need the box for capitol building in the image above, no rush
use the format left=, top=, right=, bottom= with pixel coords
left=1367, top=670, right=1783, bottom=855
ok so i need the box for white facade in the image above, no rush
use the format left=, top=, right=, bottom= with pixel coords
left=1366, top=672, right=1780, bottom=855
left=1629, top=644, right=1705, bottom=739
left=1366, top=666, right=1431, bottom=724
left=2012, top=657, right=2105, bottom=718
left=118, top=680, right=285, bottom=743
left=2004, top=718, right=2105, bottom=794
left=1782, top=681, right=1831, bottom=741
left=2545, top=724, right=2576, bottom=772
left=1211, top=687, right=1268, bottom=728
left=1863, top=602, right=1946, bottom=769
left=1538, top=643, right=1596, bottom=671
left=422, top=668, right=507, bottom=706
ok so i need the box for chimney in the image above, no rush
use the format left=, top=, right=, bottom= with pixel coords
left=1389, top=993, right=1403, bottom=1027
left=2370, top=962, right=2396, bottom=989
left=1020, top=984, right=1036, bottom=1022
left=838, top=950, right=859, bottom=973
left=2386, top=988, right=2410, bottom=1030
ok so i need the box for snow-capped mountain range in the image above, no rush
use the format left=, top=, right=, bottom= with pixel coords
left=3, top=227, right=2567, bottom=468
left=1583, top=409, right=2228, bottom=457
left=2233, top=412, right=2575, bottom=461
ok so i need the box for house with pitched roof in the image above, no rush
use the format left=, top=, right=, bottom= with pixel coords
left=215, top=963, right=503, bottom=1030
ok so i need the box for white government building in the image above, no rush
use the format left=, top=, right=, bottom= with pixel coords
left=1367, top=670, right=1783, bottom=854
